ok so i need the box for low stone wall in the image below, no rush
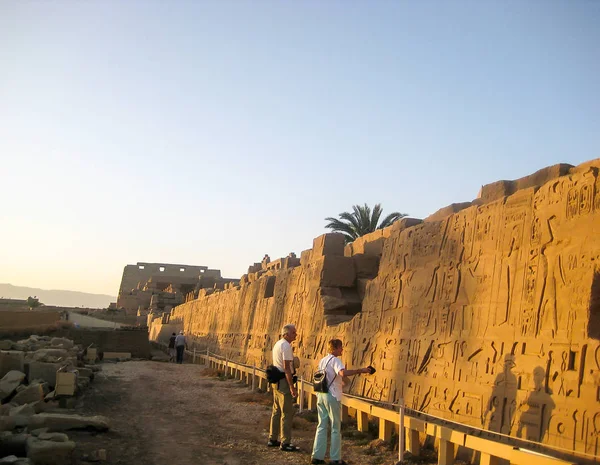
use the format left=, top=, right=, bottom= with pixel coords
left=58, top=329, right=150, bottom=358
left=0, top=310, right=62, bottom=330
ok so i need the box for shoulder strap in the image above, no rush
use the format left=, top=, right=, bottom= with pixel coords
left=323, top=355, right=338, bottom=385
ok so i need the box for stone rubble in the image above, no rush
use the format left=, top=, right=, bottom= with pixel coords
left=0, top=335, right=111, bottom=464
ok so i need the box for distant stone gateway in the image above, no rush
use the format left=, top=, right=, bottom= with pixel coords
left=140, top=159, right=600, bottom=455
left=115, top=263, right=238, bottom=316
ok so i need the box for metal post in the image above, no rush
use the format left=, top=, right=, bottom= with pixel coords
left=299, top=376, right=304, bottom=413
left=206, top=347, right=209, bottom=365
left=193, top=348, right=196, bottom=364
left=252, top=365, right=256, bottom=391
left=398, top=398, right=405, bottom=463
left=225, top=356, right=229, bottom=378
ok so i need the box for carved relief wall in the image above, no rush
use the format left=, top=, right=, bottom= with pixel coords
left=155, top=160, right=600, bottom=455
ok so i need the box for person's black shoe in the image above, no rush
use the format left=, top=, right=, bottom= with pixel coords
left=280, top=443, right=300, bottom=452
left=311, top=459, right=326, bottom=464
left=266, top=439, right=280, bottom=447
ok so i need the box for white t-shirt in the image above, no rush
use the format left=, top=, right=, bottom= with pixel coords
left=318, top=354, right=345, bottom=401
left=272, top=338, right=294, bottom=372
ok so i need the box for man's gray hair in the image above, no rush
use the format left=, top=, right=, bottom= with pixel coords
left=281, top=324, right=296, bottom=336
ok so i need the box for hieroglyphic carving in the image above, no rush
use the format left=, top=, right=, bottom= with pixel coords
left=156, top=160, right=600, bottom=456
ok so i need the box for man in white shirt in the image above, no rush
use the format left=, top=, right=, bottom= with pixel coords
left=267, top=323, right=299, bottom=452
left=311, top=338, right=373, bottom=465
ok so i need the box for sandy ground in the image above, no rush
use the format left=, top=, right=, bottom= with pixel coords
left=69, top=360, right=405, bottom=465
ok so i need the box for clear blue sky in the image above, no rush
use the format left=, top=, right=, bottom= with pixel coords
left=1, top=1, right=598, bottom=297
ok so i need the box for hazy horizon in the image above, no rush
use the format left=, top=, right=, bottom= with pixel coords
left=2, top=1, right=598, bottom=295
left=0, top=283, right=115, bottom=308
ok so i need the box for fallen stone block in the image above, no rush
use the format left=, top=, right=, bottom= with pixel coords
left=0, top=371, right=26, bottom=401
left=0, top=341, right=14, bottom=350
left=28, top=413, right=110, bottom=432
left=31, top=349, right=69, bottom=363
left=29, top=428, right=48, bottom=437
left=12, top=384, right=44, bottom=405
left=0, top=456, right=31, bottom=465
left=55, top=372, right=76, bottom=396
left=84, top=348, right=97, bottom=363
left=49, top=338, right=73, bottom=349
left=27, top=362, right=61, bottom=388
left=9, top=404, right=36, bottom=418
left=26, top=436, right=75, bottom=465
left=37, top=432, right=68, bottom=442
left=28, top=381, right=49, bottom=396
left=0, top=456, right=20, bottom=464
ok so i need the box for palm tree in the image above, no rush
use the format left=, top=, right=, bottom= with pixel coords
left=325, top=203, right=407, bottom=243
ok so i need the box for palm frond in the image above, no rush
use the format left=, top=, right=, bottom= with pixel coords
left=378, top=212, right=407, bottom=229
left=325, top=204, right=408, bottom=243
left=324, top=217, right=358, bottom=239
left=370, top=203, right=383, bottom=231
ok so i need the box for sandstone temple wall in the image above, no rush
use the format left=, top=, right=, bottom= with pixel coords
left=152, top=159, right=600, bottom=456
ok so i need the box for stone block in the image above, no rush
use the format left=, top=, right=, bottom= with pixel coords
left=352, top=254, right=380, bottom=279
left=28, top=413, right=110, bottom=432
left=312, top=233, right=345, bottom=257
left=84, top=348, right=97, bottom=363
left=12, top=384, right=44, bottom=405
left=0, top=352, right=25, bottom=378
left=363, top=236, right=386, bottom=256
left=0, top=371, right=26, bottom=401
left=55, top=373, right=76, bottom=397
left=311, top=256, right=356, bottom=288
left=27, top=363, right=61, bottom=388
left=26, top=436, right=75, bottom=465
left=31, top=349, right=69, bottom=363
left=300, top=249, right=312, bottom=266
left=0, top=341, right=14, bottom=351
left=9, top=404, right=36, bottom=418
left=49, top=338, right=73, bottom=349
left=37, top=432, right=68, bottom=442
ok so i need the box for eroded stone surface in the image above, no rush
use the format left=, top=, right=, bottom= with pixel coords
left=148, top=159, right=600, bottom=455
left=0, top=371, right=26, bottom=401
left=26, top=436, right=75, bottom=465
left=28, top=413, right=110, bottom=432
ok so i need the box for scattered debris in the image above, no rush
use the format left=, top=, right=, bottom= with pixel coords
left=0, top=335, right=116, bottom=464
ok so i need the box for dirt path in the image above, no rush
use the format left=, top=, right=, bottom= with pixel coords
left=69, top=360, right=401, bottom=465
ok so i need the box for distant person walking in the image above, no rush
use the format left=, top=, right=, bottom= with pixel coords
left=168, top=332, right=177, bottom=362
left=175, top=330, right=186, bottom=364
left=268, top=323, right=299, bottom=452
left=311, top=339, right=374, bottom=465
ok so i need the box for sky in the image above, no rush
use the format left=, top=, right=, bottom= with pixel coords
left=1, top=1, right=599, bottom=297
